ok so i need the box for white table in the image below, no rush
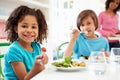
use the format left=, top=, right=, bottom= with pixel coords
left=108, top=34, right=120, bottom=40
left=31, top=62, right=120, bottom=80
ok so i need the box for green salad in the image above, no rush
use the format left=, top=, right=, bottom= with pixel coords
left=52, top=57, right=72, bottom=68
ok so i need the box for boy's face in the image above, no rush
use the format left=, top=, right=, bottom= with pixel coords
left=15, top=15, right=38, bottom=43
left=80, top=16, right=96, bottom=37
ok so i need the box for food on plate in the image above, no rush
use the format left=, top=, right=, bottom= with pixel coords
left=52, top=57, right=72, bottom=68
left=52, top=61, right=70, bottom=68
left=78, top=62, right=86, bottom=67
left=72, top=61, right=86, bottom=67
left=52, top=57, right=86, bottom=68
left=106, top=57, right=109, bottom=61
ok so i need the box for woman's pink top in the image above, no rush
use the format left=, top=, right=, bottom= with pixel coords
left=97, top=11, right=119, bottom=42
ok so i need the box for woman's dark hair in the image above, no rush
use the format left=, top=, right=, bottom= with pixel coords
left=5, top=5, right=48, bottom=44
left=105, top=0, right=120, bottom=13
left=77, top=9, right=98, bottom=30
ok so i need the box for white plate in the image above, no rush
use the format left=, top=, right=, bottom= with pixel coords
left=115, top=34, right=120, bottom=37
left=51, top=59, right=87, bottom=72
left=108, top=34, right=120, bottom=40
left=108, top=36, right=120, bottom=40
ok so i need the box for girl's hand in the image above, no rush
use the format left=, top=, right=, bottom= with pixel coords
left=41, top=47, right=49, bottom=64
left=31, top=55, right=46, bottom=74
left=104, top=51, right=109, bottom=57
left=32, top=54, right=48, bottom=72
left=40, top=53, right=49, bottom=64
left=36, top=54, right=49, bottom=65
left=101, top=49, right=109, bottom=57
left=71, top=29, right=80, bottom=40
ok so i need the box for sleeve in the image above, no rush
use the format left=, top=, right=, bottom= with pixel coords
left=6, top=47, right=23, bottom=63
left=97, top=13, right=110, bottom=38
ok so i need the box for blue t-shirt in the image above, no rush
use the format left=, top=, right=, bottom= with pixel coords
left=4, top=41, right=42, bottom=80
left=72, top=33, right=110, bottom=59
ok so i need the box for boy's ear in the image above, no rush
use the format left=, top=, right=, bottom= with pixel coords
left=14, top=26, right=18, bottom=33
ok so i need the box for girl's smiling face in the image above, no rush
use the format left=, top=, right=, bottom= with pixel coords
left=16, top=15, right=38, bottom=43
left=80, top=16, right=96, bottom=38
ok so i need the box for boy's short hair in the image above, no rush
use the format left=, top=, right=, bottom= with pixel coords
left=77, top=9, right=98, bottom=30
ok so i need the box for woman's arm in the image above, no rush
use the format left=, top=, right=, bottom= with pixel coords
left=116, top=30, right=120, bottom=34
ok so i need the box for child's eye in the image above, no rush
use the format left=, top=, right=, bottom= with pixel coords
left=116, top=2, right=119, bottom=5
left=21, top=25, right=27, bottom=28
left=32, top=26, right=37, bottom=29
left=87, top=22, right=91, bottom=25
left=81, top=24, right=84, bottom=27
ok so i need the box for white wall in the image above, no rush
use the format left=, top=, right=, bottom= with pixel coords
left=49, top=0, right=106, bottom=44
left=71, top=0, right=105, bottom=27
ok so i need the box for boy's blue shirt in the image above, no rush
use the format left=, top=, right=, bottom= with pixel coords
left=4, top=41, right=41, bottom=80
left=72, top=33, right=110, bottom=59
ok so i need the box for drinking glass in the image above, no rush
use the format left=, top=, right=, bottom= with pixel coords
left=110, top=48, right=120, bottom=64
left=88, top=51, right=107, bottom=79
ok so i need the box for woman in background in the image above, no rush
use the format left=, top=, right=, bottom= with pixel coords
left=97, top=0, right=120, bottom=50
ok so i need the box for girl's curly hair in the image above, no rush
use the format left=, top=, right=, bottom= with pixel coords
left=5, top=5, right=48, bottom=44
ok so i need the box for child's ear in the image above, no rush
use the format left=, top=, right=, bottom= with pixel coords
left=14, top=26, right=18, bottom=33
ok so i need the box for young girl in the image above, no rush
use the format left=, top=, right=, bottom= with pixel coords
left=97, top=0, right=120, bottom=50
left=64, top=9, right=109, bottom=59
left=4, top=5, right=48, bottom=80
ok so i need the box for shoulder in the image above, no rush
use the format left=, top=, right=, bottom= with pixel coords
left=79, top=33, right=85, bottom=37
left=77, top=33, right=85, bottom=40
left=99, top=11, right=106, bottom=16
left=98, top=35, right=108, bottom=42
left=99, top=11, right=106, bottom=14
left=4, top=41, right=24, bottom=62
left=6, top=41, right=20, bottom=53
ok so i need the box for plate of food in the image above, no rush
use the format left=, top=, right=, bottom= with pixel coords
left=51, top=57, right=87, bottom=71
